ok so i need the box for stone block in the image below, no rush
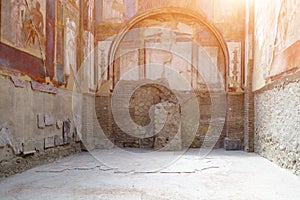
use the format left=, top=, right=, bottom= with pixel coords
left=23, top=149, right=36, bottom=155
left=45, top=115, right=55, bottom=126
left=44, top=137, right=55, bottom=149
left=12, top=143, right=23, bottom=155
left=31, top=81, right=58, bottom=94
left=74, top=114, right=82, bottom=134
left=74, top=129, right=82, bottom=142
left=54, top=135, right=64, bottom=146
left=56, top=120, right=63, bottom=129
left=37, top=114, right=45, bottom=129
left=224, top=138, right=242, bottom=150
left=0, top=127, right=23, bottom=155
left=63, top=121, right=71, bottom=144
left=11, top=76, right=25, bottom=88
left=0, top=127, right=12, bottom=147
left=23, top=141, right=36, bottom=155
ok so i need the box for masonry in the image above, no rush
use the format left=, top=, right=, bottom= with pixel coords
left=254, top=73, right=300, bottom=175
left=0, top=0, right=300, bottom=181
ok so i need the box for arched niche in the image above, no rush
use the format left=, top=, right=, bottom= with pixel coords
left=107, top=7, right=230, bottom=91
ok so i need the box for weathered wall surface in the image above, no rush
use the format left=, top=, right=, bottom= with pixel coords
left=95, top=0, right=248, bottom=151
left=153, top=103, right=181, bottom=151
left=253, top=0, right=300, bottom=175
left=225, top=93, right=245, bottom=150
left=0, top=75, right=81, bottom=178
left=254, top=0, right=300, bottom=90
left=94, top=81, right=228, bottom=150
left=254, top=76, right=300, bottom=175
left=108, top=82, right=180, bottom=148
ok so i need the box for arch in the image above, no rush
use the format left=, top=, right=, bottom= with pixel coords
left=107, top=7, right=230, bottom=90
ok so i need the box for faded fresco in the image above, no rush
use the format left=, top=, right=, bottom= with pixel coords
left=227, top=42, right=242, bottom=91
left=274, top=0, right=300, bottom=53
left=214, top=0, right=240, bottom=23
left=83, top=0, right=96, bottom=90
left=111, top=12, right=224, bottom=91
left=254, top=0, right=300, bottom=90
left=102, top=0, right=125, bottom=22
left=55, top=0, right=80, bottom=86
left=0, top=0, right=244, bottom=91
left=1, top=0, right=46, bottom=58
left=96, top=0, right=136, bottom=23
left=64, top=18, right=77, bottom=83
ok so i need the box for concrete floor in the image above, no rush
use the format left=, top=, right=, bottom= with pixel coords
left=1, top=149, right=300, bottom=200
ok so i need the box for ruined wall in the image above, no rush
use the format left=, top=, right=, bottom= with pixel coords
left=253, top=1, right=300, bottom=174
left=95, top=0, right=247, bottom=150
left=254, top=74, right=300, bottom=175
left=0, top=0, right=100, bottom=178
left=109, top=82, right=178, bottom=148
left=0, top=74, right=82, bottom=178
left=224, top=93, right=245, bottom=150
left=94, top=81, right=227, bottom=150
left=153, top=102, right=181, bottom=151
left=189, top=92, right=227, bottom=149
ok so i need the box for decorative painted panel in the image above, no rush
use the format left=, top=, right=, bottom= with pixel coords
left=254, top=0, right=300, bottom=90
left=213, top=0, right=244, bottom=23
left=1, top=0, right=46, bottom=58
left=102, top=0, right=125, bottom=23
left=227, top=42, right=242, bottom=91
left=55, top=0, right=80, bottom=86
left=0, top=0, right=56, bottom=82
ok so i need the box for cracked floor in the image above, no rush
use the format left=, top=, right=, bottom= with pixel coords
left=1, top=149, right=300, bottom=200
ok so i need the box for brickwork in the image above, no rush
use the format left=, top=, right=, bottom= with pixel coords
left=225, top=93, right=245, bottom=150
left=244, top=80, right=255, bottom=152
left=94, top=81, right=229, bottom=150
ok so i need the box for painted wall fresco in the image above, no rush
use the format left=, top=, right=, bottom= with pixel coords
left=98, top=0, right=215, bottom=26
left=94, top=0, right=245, bottom=92
left=55, top=0, right=96, bottom=92
left=213, top=0, right=243, bottom=23
left=137, top=0, right=214, bottom=20
left=97, top=40, right=111, bottom=81
left=0, top=0, right=56, bottom=82
left=254, top=0, right=300, bottom=90
left=102, top=0, right=125, bottom=23
left=83, top=0, right=94, bottom=31
left=55, top=0, right=80, bottom=86
left=227, top=42, right=243, bottom=91
left=81, top=0, right=97, bottom=91
left=111, top=13, right=225, bottom=91
left=0, top=0, right=246, bottom=91
left=95, top=0, right=137, bottom=23
left=1, top=0, right=46, bottom=58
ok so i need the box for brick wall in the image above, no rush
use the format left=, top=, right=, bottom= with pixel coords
left=94, top=82, right=229, bottom=150
left=225, top=93, right=245, bottom=150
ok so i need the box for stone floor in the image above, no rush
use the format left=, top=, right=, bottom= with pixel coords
left=1, top=148, right=300, bottom=200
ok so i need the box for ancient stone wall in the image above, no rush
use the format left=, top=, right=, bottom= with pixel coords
left=94, top=82, right=228, bottom=150
left=108, top=83, right=177, bottom=148
left=153, top=102, right=181, bottom=151
left=254, top=77, right=300, bottom=175
left=0, top=75, right=82, bottom=178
